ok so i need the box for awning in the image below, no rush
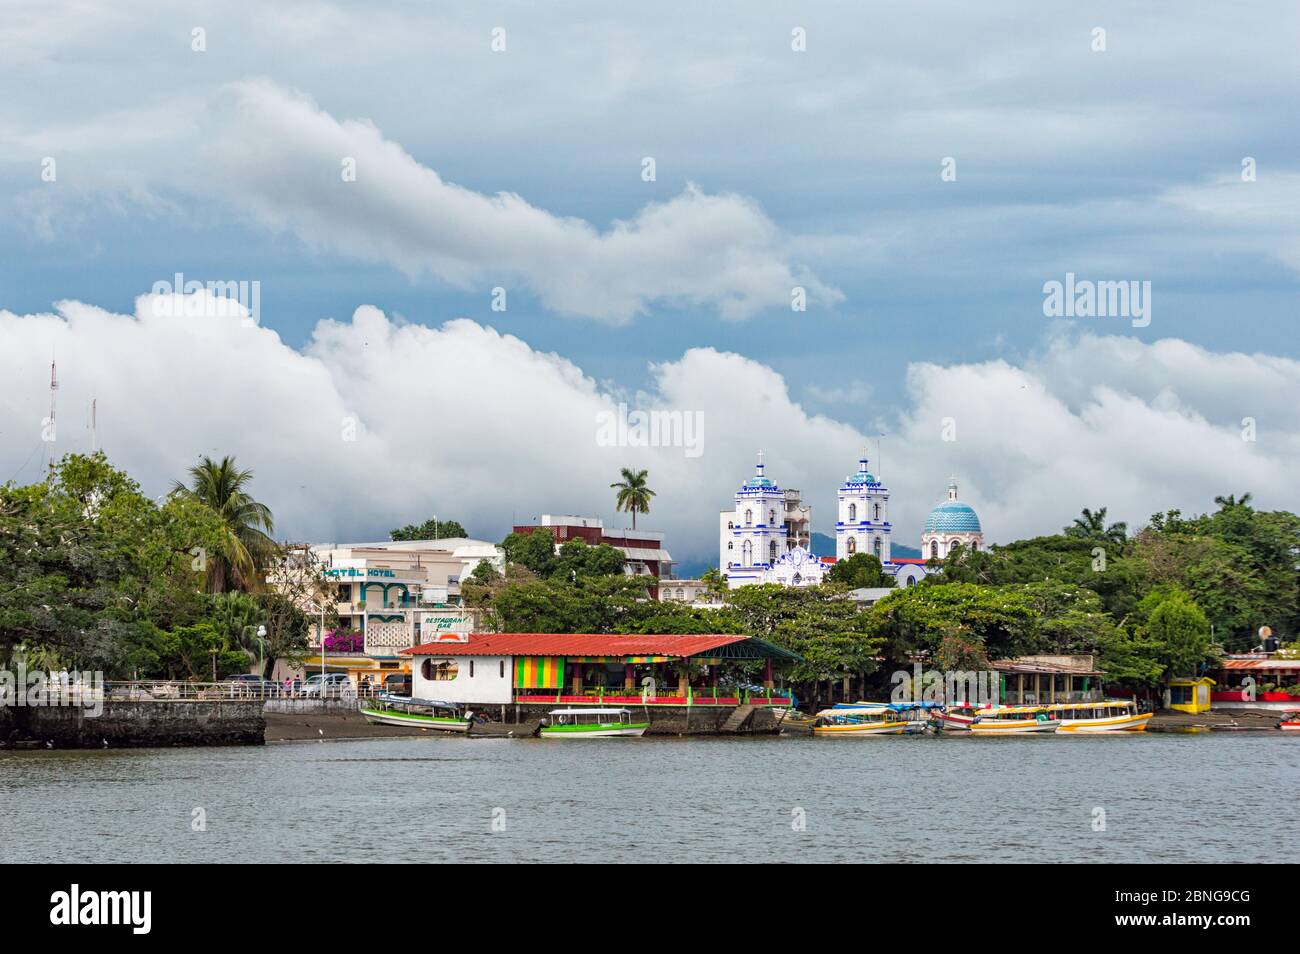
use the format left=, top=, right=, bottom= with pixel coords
left=515, top=656, right=565, bottom=689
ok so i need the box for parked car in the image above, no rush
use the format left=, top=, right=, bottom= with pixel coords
left=300, top=673, right=354, bottom=698
left=382, top=674, right=412, bottom=696
left=224, top=674, right=280, bottom=697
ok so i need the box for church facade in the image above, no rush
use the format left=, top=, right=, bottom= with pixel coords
left=719, top=453, right=982, bottom=590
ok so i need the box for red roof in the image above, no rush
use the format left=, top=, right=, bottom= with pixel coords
left=1220, top=658, right=1300, bottom=671
left=402, top=633, right=749, bottom=657
left=890, top=558, right=928, bottom=565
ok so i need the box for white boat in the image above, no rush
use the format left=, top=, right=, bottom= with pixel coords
left=1048, top=700, right=1153, bottom=732
left=358, top=695, right=473, bottom=733
left=538, top=708, right=649, bottom=738
left=1279, top=710, right=1300, bottom=731
left=969, top=706, right=1061, bottom=735
left=813, top=706, right=908, bottom=736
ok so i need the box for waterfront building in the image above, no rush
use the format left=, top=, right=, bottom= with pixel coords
left=921, top=478, right=984, bottom=560
left=273, top=538, right=504, bottom=686
left=512, top=514, right=672, bottom=596
left=991, top=655, right=1105, bottom=704
left=1207, top=653, right=1300, bottom=709
left=1167, top=676, right=1215, bottom=714
left=403, top=632, right=801, bottom=709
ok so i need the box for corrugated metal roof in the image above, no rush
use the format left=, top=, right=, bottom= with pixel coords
left=403, top=633, right=749, bottom=658
left=1221, top=658, right=1300, bottom=670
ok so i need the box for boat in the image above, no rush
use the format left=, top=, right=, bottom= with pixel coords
left=813, top=706, right=909, bottom=736
left=1047, top=700, right=1153, bottom=732
left=934, top=704, right=993, bottom=731
left=1279, top=710, right=1300, bottom=731
left=968, top=705, right=1060, bottom=734
left=537, top=708, right=649, bottom=738
left=358, top=694, right=473, bottom=732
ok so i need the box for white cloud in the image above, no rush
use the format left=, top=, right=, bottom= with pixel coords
left=3, top=294, right=1297, bottom=561
left=178, top=80, right=838, bottom=324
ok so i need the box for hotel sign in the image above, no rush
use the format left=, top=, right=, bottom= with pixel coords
left=324, top=567, right=397, bottom=579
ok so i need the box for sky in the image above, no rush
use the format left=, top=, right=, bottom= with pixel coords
left=1, top=1, right=1297, bottom=564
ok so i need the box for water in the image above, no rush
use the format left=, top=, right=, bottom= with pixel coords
left=2, top=734, right=1296, bottom=863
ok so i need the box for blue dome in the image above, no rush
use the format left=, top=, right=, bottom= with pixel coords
left=743, top=475, right=777, bottom=490
left=924, top=501, right=982, bottom=533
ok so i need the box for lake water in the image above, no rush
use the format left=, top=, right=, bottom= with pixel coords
left=3, top=734, right=1297, bottom=863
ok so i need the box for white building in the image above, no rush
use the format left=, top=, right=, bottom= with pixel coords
left=921, top=479, right=985, bottom=560
left=720, top=454, right=821, bottom=588
left=835, top=454, right=892, bottom=564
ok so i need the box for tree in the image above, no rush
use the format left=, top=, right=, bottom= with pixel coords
left=1065, top=506, right=1127, bottom=545
left=552, top=538, right=626, bottom=580
left=1137, top=587, right=1216, bottom=680
left=865, top=582, right=1040, bottom=664
left=825, top=553, right=894, bottom=590
left=500, top=530, right=559, bottom=577
left=700, top=567, right=728, bottom=595
left=610, top=468, right=655, bottom=530
left=172, top=455, right=278, bottom=593
left=389, top=518, right=468, bottom=541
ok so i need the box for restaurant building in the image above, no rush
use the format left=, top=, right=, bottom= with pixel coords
left=512, top=515, right=672, bottom=596
left=1209, top=653, right=1300, bottom=709
left=401, top=632, right=800, bottom=714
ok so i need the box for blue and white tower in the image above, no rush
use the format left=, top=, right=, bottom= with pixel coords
left=836, top=453, right=891, bottom=563
left=719, top=451, right=790, bottom=586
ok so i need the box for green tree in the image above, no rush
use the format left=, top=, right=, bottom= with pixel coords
left=610, top=468, right=655, bottom=530
left=1136, top=587, right=1216, bottom=680
left=726, top=584, right=882, bottom=683
left=1065, top=506, right=1128, bottom=544
left=389, top=518, right=468, bottom=541
left=825, top=553, right=894, bottom=590
left=172, top=455, right=278, bottom=593
left=552, top=539, right=626, bottom=580
left=500, top=530, right=558, bottom=577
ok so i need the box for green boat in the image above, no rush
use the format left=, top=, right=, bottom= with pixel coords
left=359, top=694, right=473, bottom=733
left=537, top=708, right=649, bottom=738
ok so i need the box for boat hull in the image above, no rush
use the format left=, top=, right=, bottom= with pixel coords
left=1280, top=722, right=1300, bottom=731
left=813, top=720, right=908, bottom=736
left=538, top=723, right=648, bottom=738
left=970, top=719, right=1059, bottom=735
left=359, top=708, right=472, bottom=732
left=1057, top=712, right=1153, bottom=732
left=938, top=714, right=975, bottom=731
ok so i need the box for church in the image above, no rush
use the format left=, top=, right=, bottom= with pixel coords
left=718, top=453, right=983, bottom=590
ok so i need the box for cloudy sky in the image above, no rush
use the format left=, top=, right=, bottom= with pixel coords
left=1, top=2, right=1297, bottom=563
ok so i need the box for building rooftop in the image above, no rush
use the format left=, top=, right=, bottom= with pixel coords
left=402, top=633, right=801, bottom=661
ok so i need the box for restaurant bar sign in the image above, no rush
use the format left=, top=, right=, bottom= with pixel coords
left=420, top=612, right=470, bottom=643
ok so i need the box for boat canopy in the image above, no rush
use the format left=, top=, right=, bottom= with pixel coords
left=816, top=706, right=892, bottom=718
left=377, top=693, right=460, bottom=710
left=549, top=708, right=632, bottom=717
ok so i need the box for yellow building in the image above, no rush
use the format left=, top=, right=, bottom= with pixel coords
left=1167, top=676, right=1214, bottom=714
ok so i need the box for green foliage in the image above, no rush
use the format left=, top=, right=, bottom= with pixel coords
left=824, top=552, right=894, bottom=590
left=171, top=455, right=278, bottom=593
left=500, top=530, right=559, bottom=577
left=553, top=539, right=627, bottom=580
left=389, top=518, right=468, bottom=541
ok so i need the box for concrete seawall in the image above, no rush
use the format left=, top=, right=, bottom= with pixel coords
left=2, top=701, right=265, bottom=748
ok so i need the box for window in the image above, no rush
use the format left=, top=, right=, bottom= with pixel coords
left=744, top=509, right=752, bottom=526
left=930, top=540, right=939, bottom=559
left=728, top=520, right=733, bottom=529
left=847, top=537, right=857, bottom=555
left=469, top=660, right=475, bottom=677
left=499, top=660, right=505, bottom=678
left=873, top=537, right=883, bottom=557
left=848, top=503, right=857, bottom=521
left=873, top=503, right=881, bottom=521
left=768, top=509, right=776, bottom=524
left=742, top=540, right=753, bottom=564
left=769, top=540, right=778, bottom=562
left=727, top=541, right=734, bottom=550
left=421, top=659, right=458, bottom=681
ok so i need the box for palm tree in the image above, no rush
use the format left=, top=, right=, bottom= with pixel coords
left=173, top=455, right=278, bottom=593
left=610, top=468, right=655, bottom=530
left=1214, top=493, right=1253, bottom=510
left=1065, top=506, right=1127, bottom=545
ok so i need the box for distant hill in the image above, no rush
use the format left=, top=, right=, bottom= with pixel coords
left=812, top=531, right=920, bottom=560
